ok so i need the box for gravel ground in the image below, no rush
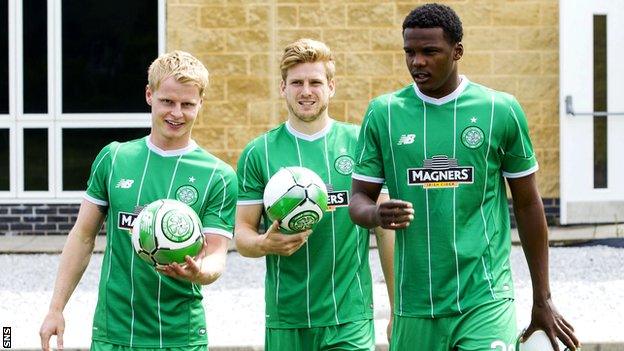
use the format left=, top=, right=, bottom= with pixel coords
left=1, top=244, right=623, bottom=349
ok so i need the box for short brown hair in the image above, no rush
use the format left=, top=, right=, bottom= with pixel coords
left=280, top=39, right=335, bottom=81
left=147, top=50, right=209, bottom=97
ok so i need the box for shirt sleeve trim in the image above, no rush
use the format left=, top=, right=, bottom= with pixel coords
left=203, top=227, right=233, bottom=239
left=352, top=173, right=385, bottom=184
left=237, top=199, right=264, bottom=205
left=503, top=164, right=539, bottom=178
left=84, top=193, right=108, bottom=206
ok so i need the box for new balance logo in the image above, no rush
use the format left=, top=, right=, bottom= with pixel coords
left=397, top=134, right=415, bottom=145
left=116, top=179, right=134, bottom=189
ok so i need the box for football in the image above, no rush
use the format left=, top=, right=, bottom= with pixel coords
left=263, top=166, right=328, bottom=234
left=131, top=199, right=204, bottom=267
left=518, top=330, right=556, bottom=351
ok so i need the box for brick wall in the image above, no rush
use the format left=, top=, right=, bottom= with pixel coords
left=168, top=0, right=560, bottom=198
left=0, top=204, right=81, bottom=235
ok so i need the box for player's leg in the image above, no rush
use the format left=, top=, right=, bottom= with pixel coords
left=266, top=327, right=317, bottom=351
left=451, top=298, right=517, bottom=351
left=320, top=319, right=375, bottom=351
left=390, top=315, right=451, bottom=351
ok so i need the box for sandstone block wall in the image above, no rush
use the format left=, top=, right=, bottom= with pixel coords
left=168, top=0, right=560, bottom=197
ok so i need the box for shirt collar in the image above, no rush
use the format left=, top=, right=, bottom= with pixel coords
left=412, top=75, right=469, bottom=105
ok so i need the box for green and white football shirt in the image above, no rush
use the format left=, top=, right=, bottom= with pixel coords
left=237, top=120, right=374, bottom=328
left=354, top=77, right=537, bottom=318
left=85, top=136, right=237, bottom=347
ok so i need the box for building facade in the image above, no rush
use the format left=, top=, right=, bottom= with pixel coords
left=1, top=0, right=621, bottom=234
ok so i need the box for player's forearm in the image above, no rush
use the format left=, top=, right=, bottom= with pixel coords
left=349, top=192, right=380, bottom=229
left=234, top=226, right=267, bottom=257
left=375, top=226, right=395, bottom=313
left=48, top=228, right=96, bottom=312
left=515, top=200, right=551, bottom=303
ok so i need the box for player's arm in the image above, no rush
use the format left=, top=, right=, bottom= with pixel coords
left=349, top=179, right=413, bottom=229
left=508, top=174, right=580, bottom=350
left=374, top=192, right=395, bottom=341
left=40, top=199, right=106, bottom=351
left=235, top=204, right=311, bottom=257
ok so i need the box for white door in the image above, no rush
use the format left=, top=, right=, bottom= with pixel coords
left=560, top=0, right=624, bottom=224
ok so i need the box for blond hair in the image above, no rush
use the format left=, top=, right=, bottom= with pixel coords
left=147, top=50, right=209, bottom=97
left=280, top=39, right=335, bottom=81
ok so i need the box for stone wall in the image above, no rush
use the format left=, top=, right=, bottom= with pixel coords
left=167, top=0, right=560, bottom=198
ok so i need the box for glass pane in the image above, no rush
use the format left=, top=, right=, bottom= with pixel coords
left=593, top=15, right=607, bottom=188
left=62, top=0, right=157, bottom=113
left=23, top=0, right=48, bottom=114
left=24, top=128, right=48, bottom=191
left=0, top=1, right=8, bottom=114
left=0, top=129, right=8, bottom=190
left=62, top=128, right=149, bottom=190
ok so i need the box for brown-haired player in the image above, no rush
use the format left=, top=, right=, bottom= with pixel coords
left=235, top=39, right=395, bottom=350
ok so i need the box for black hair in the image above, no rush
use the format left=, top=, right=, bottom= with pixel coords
left=402, top=3, right=463, bottom=43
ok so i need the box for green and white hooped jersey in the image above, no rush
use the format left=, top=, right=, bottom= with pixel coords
left=85, top=136, right=237, bottom=347
left=354, top=77, right=538, bottom=318
left=237, top=120, right=374, bottom=328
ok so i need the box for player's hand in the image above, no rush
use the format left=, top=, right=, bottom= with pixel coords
left=375, top=200, right=414, bottom=229
left=157, top=235, right=210, bottom=284
left=522, top=298, right=580, bottom=351
left=40, top=310, right=64, bottom=351
left=260, top=220, right=311, bottom=256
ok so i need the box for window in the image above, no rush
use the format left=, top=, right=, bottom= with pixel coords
left=1, top=1, right=8, bottom=114
left=23, top=128, right=48, bottom=191
left=62, top=0, right=157, bottom=113
left=1, top=0, right=164, bottom=202
left=593, top=14, right=607, bottom=189
left=0, top=129, right=9, bottom=190
left=23, top=0, right=47, bottom=114
left=62, top=128, right=150, bottom=191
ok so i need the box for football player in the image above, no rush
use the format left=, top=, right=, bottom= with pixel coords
left=235, top=39, right=395, bottom=351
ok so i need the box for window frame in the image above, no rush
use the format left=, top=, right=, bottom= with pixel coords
left=1, top=0, right=165, bottom=204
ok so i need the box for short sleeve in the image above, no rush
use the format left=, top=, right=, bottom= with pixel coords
left=500, top=97, right=538, bottom=178
left=236, top=140, right=266, bottom=205
left=201, top=165, right=238, bottom=239
left=353, top=100, right=385, bottom=184
left=84, top=142, right=117, bottom=206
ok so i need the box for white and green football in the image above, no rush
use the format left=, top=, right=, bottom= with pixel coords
left=131, top=199, right=204, bottom=267
left=518, top=330, right=556, bottom=351
left=263, top=166, right=328, bottom=234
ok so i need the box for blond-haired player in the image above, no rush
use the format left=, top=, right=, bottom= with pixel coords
left=40, top=51, right=237, bottom=351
